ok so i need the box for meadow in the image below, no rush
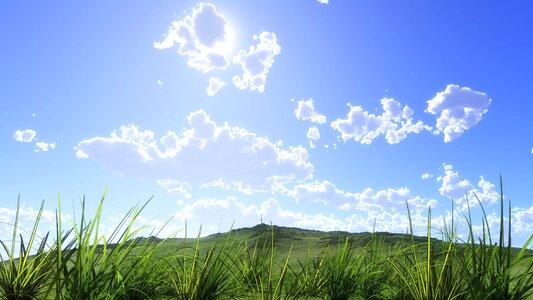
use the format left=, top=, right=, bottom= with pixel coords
left=1, top=179, right=532, bottom=299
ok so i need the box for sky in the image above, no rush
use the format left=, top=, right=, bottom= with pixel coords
left=1, top=1, right=532, bottom=246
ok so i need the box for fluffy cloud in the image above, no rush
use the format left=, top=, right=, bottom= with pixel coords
left=75, top=110, right=313, bottom=195
left=295, top=99, right=327, bottom=124
left=232, top=32, right=281, bottom=93
left=13, top=129, right=36, bottom=143
left=206, top=77, right=226, bottom=96
left=438, top=164, right=499, bottom=211
left=317, top=0, right=329, bottom=3
left=35, top=141, right=56, bottom=152
left=426, top=84, right=491, bottom=143
left=331, top=98, right=431, bottom=144
left=306, top=127, right=320, bottom=149
left=154, top=2, right=232, bottom=73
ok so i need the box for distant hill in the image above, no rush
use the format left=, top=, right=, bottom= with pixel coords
left=124, top=223, right=448, bottom=262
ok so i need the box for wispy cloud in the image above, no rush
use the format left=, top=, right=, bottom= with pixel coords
left=421, top=173, right=434, bottom=179
left=206, top=77, right=226, bottom=96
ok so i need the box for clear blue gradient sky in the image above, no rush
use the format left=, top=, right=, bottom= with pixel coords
left=1, top=1, right=532, bottom=245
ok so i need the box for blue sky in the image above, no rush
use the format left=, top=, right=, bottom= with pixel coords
left=1, top=1, right=532, bottom=246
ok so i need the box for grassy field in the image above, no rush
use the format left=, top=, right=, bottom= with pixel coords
left=1, top=180, right=533, bottom=299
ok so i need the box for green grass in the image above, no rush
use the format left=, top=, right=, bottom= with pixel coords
left=1, top=177, right=532, bottom=299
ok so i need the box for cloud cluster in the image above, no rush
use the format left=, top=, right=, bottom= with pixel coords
left=233, top=32, right=281, bottom=93
left=206, top=77, right=226, bottom=96
left=280, top=180, right=435, bottom=213
left=331, top=98, right=431, bottom=145
left=426, top=84, right=491, bottom=143
left=13, top=129, right=36, bottom=143
left=171, top=195, right=435, bottom=238
left=13, top=129, right=56, bottom=152
left=294, top=99, right=327, bottom=124
left=75, top=110, right=313, bottom=196
left=154, top=2, right=232, bottom=73
left=437, top=164, right=499, bottom=211
left=35, top=141, right=56, bottom=152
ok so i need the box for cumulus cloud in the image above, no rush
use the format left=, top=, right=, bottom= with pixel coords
left=426, top=84, right=491, bottom=143
left=331, top=98, right=431, bottom=144
left=232, top=32, right=281, bottom=93
left=438, top=164, right=499, bottom=211
left=206, top=77, right=226, bottom=96
left=13, top=129, right=36, bottom=143
left=35, top=141, right=56, bottom=152
left=295, top=99, right=326, bottom=124
left=154, top=2, right=232, bottom=73
left=317, top=0, right=329, bottom=3
left=75, top=110, right=313, bottom=195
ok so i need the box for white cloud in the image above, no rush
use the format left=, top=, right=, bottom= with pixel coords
left=426, top=84, right=491, bottom=143
left=173, top=196, right=351, bottom=234
left=513, top=206, right=533, bottom=234
left=13, top=129, right=36, bottom=143
left=531, top=148, right=533, bottom=154
left=295, top=99, right=326, bottom=124
left=421, top=173, right=434, bottom=180
left=170, top=195, right=437, bottom=238
left=154, top=2, right=232, bottom=73
left=75, top=110, right=313, bottom=195
left=306, top=127, right=320, bottom=141
left=331, top=98, right=431, bottom=144
left=438, top=164, right=475, bottom=199
left=317, top=0, right=329, bottom=3
left=0, top=206, right=57, bottom=247
left=232, top=32, right=281, bottom=93
left=35, top=141, right=56, bottom=152
left=206, top=77, right=226, bottom=96
left=438, top=164, right=499, bottom=211
left=281, top=180, right=434, bottom=214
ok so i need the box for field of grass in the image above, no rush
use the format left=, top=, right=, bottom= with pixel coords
left=1, top=179, right=533, bottom=299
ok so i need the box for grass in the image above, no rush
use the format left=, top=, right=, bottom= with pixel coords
left=0, top=177, right=532, bottom=299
